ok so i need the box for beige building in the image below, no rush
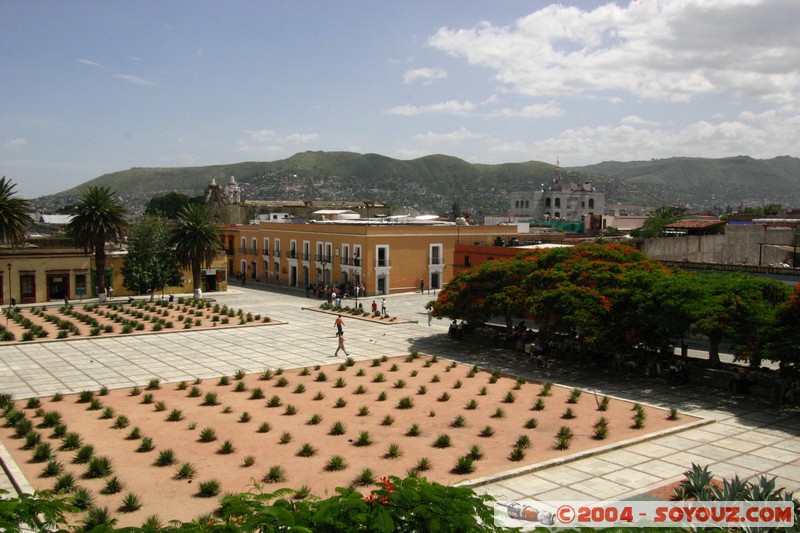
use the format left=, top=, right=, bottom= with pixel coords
left=1, top=239, right=228, bottom=305
left=220, top=219, right=530, bottom=295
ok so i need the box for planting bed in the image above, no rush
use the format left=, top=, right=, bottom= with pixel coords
left=0, top=354, right=698, bottom=528
left=0, top=298, right=272, bottom=344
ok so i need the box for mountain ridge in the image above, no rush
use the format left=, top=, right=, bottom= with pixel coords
left=36, top=152, right=800, bottom=215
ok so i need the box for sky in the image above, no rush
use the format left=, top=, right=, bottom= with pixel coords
left=2, top=0, right=800, bottom=199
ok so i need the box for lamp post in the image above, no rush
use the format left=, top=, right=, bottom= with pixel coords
left=6, top=263, right=11, bottom=314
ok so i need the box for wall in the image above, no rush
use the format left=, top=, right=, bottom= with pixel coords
left=643, top=224, right=797, bottom=265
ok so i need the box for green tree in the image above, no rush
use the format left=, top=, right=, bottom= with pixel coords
left=168, top=204, right=221, bottom=298
left=630, top=205, right=688, bottom=240
left=65, top=186, right=129, bottom=300
left=122, top=214, right=182, bottom=300
left=763, top=283, right=800, bottom=369
left=0, top=177, right=32, bottom=245
left=0, top=488, right=74, bottom=532
left=432, top=258, right=537, bottom=332
left=145, top=192, right=201, bottom=220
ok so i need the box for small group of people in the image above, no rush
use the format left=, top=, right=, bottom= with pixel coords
left=309, top=282, right=366, bottom=305
left=370, top=298, right=387, bottom=316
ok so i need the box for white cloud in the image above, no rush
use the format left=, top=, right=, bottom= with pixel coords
left=428, top=0, right=800, bottom=103
left=413, top=127, right=487, bottom=143
left=385, top=99, right=475, bottom=116
left=113, top=74, right=156, bottom=86
left=77, top=58, right=105, bottom=68
left=1, top=139, right=27, bottom=152
left=487, top=101, right=564, bottom=118
left=403, top=67, right=447, bottom=85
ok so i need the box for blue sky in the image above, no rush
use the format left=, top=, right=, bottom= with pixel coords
left=2, top=0, right=799, bottom=199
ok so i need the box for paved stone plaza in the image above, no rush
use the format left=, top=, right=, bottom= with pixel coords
left=2, top=286, right=799, bottom=504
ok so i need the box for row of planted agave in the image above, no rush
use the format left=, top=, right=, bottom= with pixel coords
left=0, top=297, right=270, bottom=342
left=0, top=353, right=683, bottom=527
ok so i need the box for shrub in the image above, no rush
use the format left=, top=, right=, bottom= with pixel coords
left=669, top=407, right=679, bottom=420
left=433, top=434, right=452, bottom=448
left=376, top=391, right=387, bottom=401
left=562, top=407, right=576, bottom=419
left=509, top=447, right=526, bottom=461
left=406, top=424, right=421, bottom=437
left=259, top=369, right=274, bottom=381
left=397, top=396, right=414, bottom=409
left=384, top=443, right=402, bottom=459
left=491, top=407, right=506, bottom=419
left=263, top=466, right=286, bottom=483
left=380, top=415, right=394, bottom=426
left=79, top=506, right=115, bottom=530
left=555, top=426, right=573, bottom=450
left=451, top=415, right=467, bottom=428
left=297, top=443, right=316, bottom=457
left=430, top=374, right=440, bottom=383
left=538, top=382, right=553, bottom=397
left=155, top=449, right=176, bottom=466
left=112, top=415, right=130, bottom=429
left=283, top=404, right=298, bottom=416
left=126, top=427, right=141, bottom=440
left=532, top=398, right=546, bottom=411
left=279, top=432, right=292, bottom=444
left=188, top=386, right=202, bottom=398
left=334, top=377, right=346, bottom=388
left=101, top=475, right=124, bottom=494
left=372, top=372, right=385, bottom=383
left=217, top=440, right=235, bottom=455
left=141, top=393, right=154, bottom=404
left=257, top=422, right=271, bottom=433
left=73, top=444, right=94, bottom=463
left=100, top=407, right=115, bottom=419
left=598, top=396, right=610, bottom=411
left=166, top=409, right=183, bottom=422
left=234, top=381, right=247, bottom=392
left=437, top=392, right=451, bottom=402
left=329, top=421, right=346, bottom=436
left=515, top=435, right=532, bottom=449
left=147, top=378, right=161, bottom=391
left=293, top=384, right=306, bottom=394
left=202, top=392, right=219, bottom=406
left=86, top=455, right=113, bottom=478
left=523, top=418, right=538, bottom=429
left=479, top=426, right=494, bottom=438
left=217, top=376, right=230, bottom=386
left=53, top=472, right=76, bottom=493
left=154, top=401, right=167, bottom=412
left=354, top=431, right=372, bottom=447
left=32, top=442, right=53, bottom=463
left=243, top=455, right=256, bottom=467
left=452, top=456, right=475, bottom=474
left=41, top=458, right=63, bottom=477
left=467, top=444, right=484, bottom=460
left=266, top=395, right=282, bottom=407
left=239, top=411, right=251, bottom=423
left=174, top=463, right=196, bottom=480
left=23, top=431, right=41, bottom=450
left=325, top=455, right=347, bottom=471
left=334, top=397, right=347, bottom=408
left=567, top=388, right=582, bottom=404
left=199, top=427, right=217, bottom=442
left=137, top=437, right=155, bottom=452
left=353, top=468, right=376, bottom=487
left=197, top=479, right=221, bottom=497
left=354, top=385, right=367, bottom=395
left=69, top=487, right=94, bottom=511
left=234, top=369, right=246, bottom=380
left=357, top=406, right=369, bottom=416
left=313, top=391, right=325, bottom=401
left=393, top=379, right=406, bottom=389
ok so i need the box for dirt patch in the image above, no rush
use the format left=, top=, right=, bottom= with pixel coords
left=0, top=355, right=699, bottom=528
left=0, top=299, right=275, bottom=344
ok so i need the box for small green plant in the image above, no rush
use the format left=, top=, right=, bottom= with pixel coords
left=276, top=377, right=290, bottom=387
left=467, top=444, right=484, bottom=460
left=199, top=427, right=217, bottom=442
left=202, top=392, right=219, bottom=406
left=101, top=475, right=123, bottom=494
left=112, top=415, right=130, bottom=429
left=393, top=379, right=406, bottom=389
left=354, top=385, right=367, bottom=395
left=234, top=381, right=247, bottom=392
left=562, top=407, right=576, bottom=419
left=249, top=387, right=265, bottom=400
left=438, top=392, right=451, bottom=402
left=397, top=396, right=414, bottom=409
left=329, top=421, right=346, bottom=436
left=539, top=382, right=553, bottom=397
left=266, top=395, right=283, bottom=407
left=174, top=463, right=196, bottom=480
left=243, top=455, right=256, bottom=467
left=509, top=446, right=526, bottom=461
left=453, top=380, right=463, bottom=389
left=555, top=426, right=574, bottom=450
left=372, top=372, right=385, bottom=383
left=452, top=455, right=476, bottom=474
left=197, top=479, right=221, bottom=497
left=259, top=369, right=274, bottom=381
left=188, top=386, right=202, bottom=398
left=51, top=392, right=64, bottom=402
left=357, top=405, right=369, bottom=416
left=86, top=455, right=113, bottom=478
left=668, top=407, right=679, bottom=420
left=257, top=422, right=271, bottom=433
left=283, top=404, right=298, bottom=416
left=32, top=441, right=53, bottom=463
left=533, top=398, right=546, bottom=411
left=406, top=423, right=421, bottom=437
left=491, top=407, right=506, bottom=419
left=146, top=378, right=161, bottom=391
left=70, top=487, right=95, bottom=511
left=633, top=412, right=647, bottom=429
left=354, top=431, right=372, bottom=446
left=315, top=372, right=327, bottom=382
left=100, top=406, right=115, bottom=419
left=479, top=425, right=494, bottom=437
left=217, top=440, right=235, bottom=454
left=598, top=396, right=610, bottom=411
left=126, top=427, right=141, bottom=440
left=141, top=393, right=154, bottom=404
left=451, top=415, right=467, bottom=428
left=77, top=390, right=94, bottom=403
left=523, top=417, right=538, bottom=429
left=155, top=449, right=176, bottom=466
left=137, top=437, right=155, bottom=452
left=53, top=472, right=76, bottom=493
left=568, top=388, right=582, bottom=404
left=376, top=391, right=387, bottom=401
left=325, top=455, right=347, bottom=471
left=297, top=442, right=316, bottom=457
left=353, top=468, right=376, bottom=487
left=263, top=465, right=286, bottom=483
left=73, top=444, right=95, bottom=463
left=41, top=458, right=63, bottom=477
left=334, top=397, right=347, bottom=408
left=234, top=369, right=246, bottom=380
left=503, top=391, right=516, bottom=403
left=334, top=377, right=346, bottom=388
left=279, top=432, right=292, bottom=444
left=430, top=374, right=440, bottom=383
left=307, top=413, right=322, bottom=425
left=166, top=409, right=183, bottom=422
left=384, top=443, right=402, bottom=459
left=293, top=384, right=306, bottom=394
left=433, top=434, right=452, bottom=448
left=515, top=435, right=532, bottom=449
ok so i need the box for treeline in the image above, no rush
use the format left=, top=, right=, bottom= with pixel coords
left=432, top=243, right=800, bottom=368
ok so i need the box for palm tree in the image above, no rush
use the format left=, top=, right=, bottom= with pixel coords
left=169, top=204, right=221, bottom=298
left=65, top=187, right=129, bottom=301
left=0, top=177, right=32, bottom=245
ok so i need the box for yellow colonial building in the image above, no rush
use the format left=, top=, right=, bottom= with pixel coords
left=1, top=239, right=228, bottom=305
left=220, top=218, right=529, bottom=296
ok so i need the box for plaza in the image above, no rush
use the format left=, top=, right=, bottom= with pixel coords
left=2, top=286, right=799, bottom=510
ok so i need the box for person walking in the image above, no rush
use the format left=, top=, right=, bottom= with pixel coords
left=427, top=307, right=432, bottom=326
left=334, top=333, right=349, bottom=356
left=371, top=300, right=378, bottom=314
left=334, top=315, right=344, bottom=336
left=381, top=298, right=387, bottom=316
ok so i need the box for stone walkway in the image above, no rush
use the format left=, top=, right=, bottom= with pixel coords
left=2, top=286, right=798, bottom=507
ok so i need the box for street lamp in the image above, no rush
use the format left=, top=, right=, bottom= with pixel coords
left=6, top=263, right=11, bottom=313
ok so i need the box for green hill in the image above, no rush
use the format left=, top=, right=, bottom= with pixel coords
left=41, top=152, right=800, bottom=215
